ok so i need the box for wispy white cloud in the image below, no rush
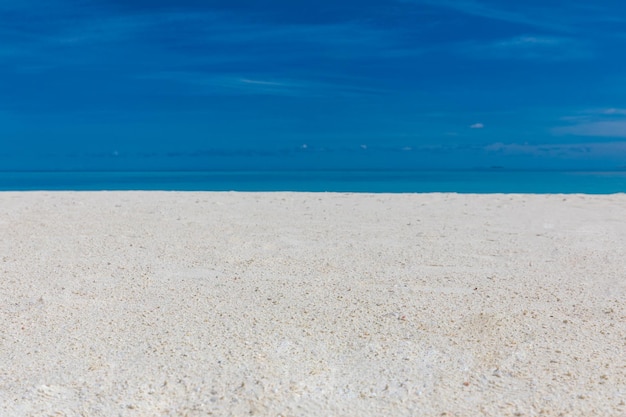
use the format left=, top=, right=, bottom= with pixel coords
left=1, top=7, right=421, bottom=74
left=599, top=108, right=626, bottom=115
left=554, top=107, right=626, bottom=138
left=496, top=36, right=563, bottom=47
left=49, top=16, right=150, bottom=45
left=239, top=79, right=286, bottom=87
left=404, top=0, right=573, bottom=32
left=462, top=35, right=591, bottom=61
left=140, top=72, right=388, bottom=97
left=553, top=121, right=626, bottom=138
left=0, top=11, right=155, bottom=68
left=470, top=122, right=484, bottom=129
left=485, top=141, right=626, bottom=158
left=404, top=0, right=626, bottom=63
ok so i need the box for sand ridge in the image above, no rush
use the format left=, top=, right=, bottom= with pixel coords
left=1, top=192, right=625, bottom=416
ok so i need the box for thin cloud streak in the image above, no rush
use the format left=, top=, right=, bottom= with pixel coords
left=405, top=0, right=574, bottom=32
left=140, top=72, right=390, bottom=97
left=0, top=8, right=420, bottom=74
left=3, top=0, right=626, bottom=173
left=599, top=108, right=626, bottom=115
left=555, top=107, right=626, bottom=138
left=485, top=141, right=626, bottom=157
left=461, top=35, right=591, bottom=61
left=553, top=121, right=626, bottom=138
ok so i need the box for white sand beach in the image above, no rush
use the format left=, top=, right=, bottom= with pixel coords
left=1, top=192, right=625, bottom=416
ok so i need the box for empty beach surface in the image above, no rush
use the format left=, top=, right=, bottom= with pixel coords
left=1, top=192, right=625, bottom=416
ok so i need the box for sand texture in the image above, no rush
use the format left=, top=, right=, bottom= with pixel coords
left=1, top=192, right=625, bottom=416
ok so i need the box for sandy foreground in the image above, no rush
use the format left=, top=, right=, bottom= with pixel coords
left=0, top=192, right=625, bottom=416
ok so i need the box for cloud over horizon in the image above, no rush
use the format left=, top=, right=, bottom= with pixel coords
left=1, top=0, right=626, bottom=170
left=554, top=108, right=626, bottom=138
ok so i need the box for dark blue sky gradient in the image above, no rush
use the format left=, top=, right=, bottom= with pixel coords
left=1, top=0, right=626, bottom=170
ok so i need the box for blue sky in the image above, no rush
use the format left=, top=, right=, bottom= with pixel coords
left=1, top=0, right=626, bottom=170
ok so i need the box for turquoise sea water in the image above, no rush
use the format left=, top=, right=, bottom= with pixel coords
left=1, top=170, right=626, bottom=193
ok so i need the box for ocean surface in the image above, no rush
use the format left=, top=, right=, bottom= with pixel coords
left=1, top=170, right=626, bottom=193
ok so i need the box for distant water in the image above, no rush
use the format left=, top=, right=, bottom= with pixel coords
left=1, top=170, right=626, bottom=193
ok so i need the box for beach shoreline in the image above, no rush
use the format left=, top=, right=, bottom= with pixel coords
left=1, top=192, right=625, bottom=416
